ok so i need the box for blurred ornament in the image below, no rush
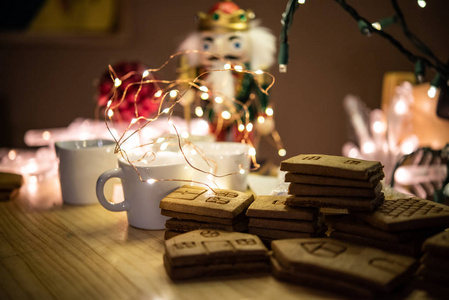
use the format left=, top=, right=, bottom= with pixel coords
left=97, top=61, right=159, bottom=123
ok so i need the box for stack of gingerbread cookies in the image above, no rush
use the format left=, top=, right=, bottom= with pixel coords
left=160, top=185, right=254, bottom=239
left=280, top=154, right=385, bottom=212
left=164, top=229, right=270, bottom=280
left=246, top=195, right=324, bottom=243
left=328, top=194, right=449, bottom=257
left=417, top=230, right=449, bottom=296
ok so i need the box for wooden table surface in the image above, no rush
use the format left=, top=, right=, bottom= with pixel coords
left=0, top=182, right=435, bottom=300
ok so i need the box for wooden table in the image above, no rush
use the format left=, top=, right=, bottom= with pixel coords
left=0, top=182, right=435, bottom=300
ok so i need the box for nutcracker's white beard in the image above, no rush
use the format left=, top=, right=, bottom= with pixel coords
left=205, top=61, right=235, bottom=112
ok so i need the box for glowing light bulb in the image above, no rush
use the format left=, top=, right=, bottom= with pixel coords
left=372, top=120, right=386, bottom=134
left=154, top=90, right=162, bottom=97
left=348, top=147, right=359, bottom=158
left=394, top=168, right=412, bottom=185
left=265, top=107, right=274, bottom=116
left=23, top=160, right=38, bottom=174
left=257, top=116, right=265, bottom=124
left=142, top=70, right=149, bottom=78
left=8, top=150, right=17, bottom=160
left=255, top=69, right=264, bottom=75
left=114, top=78, right=122, bottom=87
left=157, top=137, right=165, bottom=143
left=168, top=120, right=173, bottom=125
left=29, top=175, right=38, bottom=185
left=195, top=106, right=204, bottom=117
left=400, top=135, right=418, bottom=154
left=224, top=63, right=231, bottom=70
left=401, top=142, right=414, bottom=155
left=163, top=108, right=170, bottom=114
left=362, top=141, right=375, bottom=154
left=417, top=0, right=426, bottom=8
left=169, top=90, right=178, bottom=98
left=234, top=65, right=243, bottom=72
left=181, top=132, right=189, bottom=139
left=200, top=92, right=209, bottom=100
left=107, top=109, right=114, bottom=118
left=246, top=123, right=253, bottom=132
left=298, top=0, right=306, bottom=4
left=214, top=96, right=223, bottom=104
left=427, top=86, right=437, bottom=98
left=147, top=178, right=156, bottom=184
left=130, top=118, right=138, bottom=125
left=278, top=148, right=287, bottom=157
left=207, top=174, right=214, bottom=181
left=239, top=169, right=245, bottom=175
left=221, top=111, right=231, bottom=120
left=160, top=142, right=168, bottom=151
left=199, top=86, right=208, bottom=92
left=42, top=131, right=51, bottom=141
left=107, top=100, right=112, bottom=107
left=249, top=147, right=256, bottom=156
left=371, top=22, right=381, bottom=30
left=394, top=100, right=408, bottom=115
left=238, top=124, right=245, bottom=132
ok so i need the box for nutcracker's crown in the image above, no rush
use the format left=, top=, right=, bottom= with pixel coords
left=196, top=0, right=254, bottom=33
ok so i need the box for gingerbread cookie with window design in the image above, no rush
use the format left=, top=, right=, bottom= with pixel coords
left=327, top=195, right=449, bottom=256
left=164, top=229, right=269, bottom=280
left=271, top=237, right=417, bottom=297
left=356, top=196, right=449, bottom=231
left=160, top=185, right=254, bottom=218
left=160, top=185, right=254, bottom=237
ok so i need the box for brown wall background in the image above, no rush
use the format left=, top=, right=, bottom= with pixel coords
left=1, top=0, right=448, bottom=165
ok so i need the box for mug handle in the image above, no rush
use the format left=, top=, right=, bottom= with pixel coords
left=96, top=168, right=129, bottom=212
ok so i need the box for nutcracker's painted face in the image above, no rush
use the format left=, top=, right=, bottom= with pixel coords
left=199, top=31, right=250, bottom=68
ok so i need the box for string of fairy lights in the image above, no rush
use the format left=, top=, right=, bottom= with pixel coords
left=279, top=0, right=448, bottom=100
left=101, top=50, right=283, bottom=189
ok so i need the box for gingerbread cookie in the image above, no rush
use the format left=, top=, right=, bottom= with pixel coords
left=164, top=230, right=269, bottom=280
left=160, top=185, right=254, bottom=218
left=246, top=195, right=323, bottom=242
left=288, top=181, right=382, bottom=197
left=280, top=154, right=383, bottom=180
left=284, top=171, right=384, bottom=188
left=286, top=193, right=384, bottom=212
left=271, top=238, right=417, bottom=295
left=422, top=229, right=449, bottom=256
left=246, top=195, right=318, bottom=221
left=164, top=218, right=248, bottom=233
left=356, top=197, right=449, bottom=231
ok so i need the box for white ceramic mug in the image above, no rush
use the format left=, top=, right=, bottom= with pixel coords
left=55, top=139, right=117, bottom=205
left=184, top=142, right=251, bottom=191
left=96, top=151, right=192, bottom=230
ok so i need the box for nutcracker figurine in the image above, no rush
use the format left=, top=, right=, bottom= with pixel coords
left=177, top=0, right=276, bottom=143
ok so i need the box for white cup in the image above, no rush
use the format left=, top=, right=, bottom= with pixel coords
left=96, top=151, right=192, bottom=230
left=184, top=142, right=251, bottom=192
left=55, top=139, right=117, bottom=205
